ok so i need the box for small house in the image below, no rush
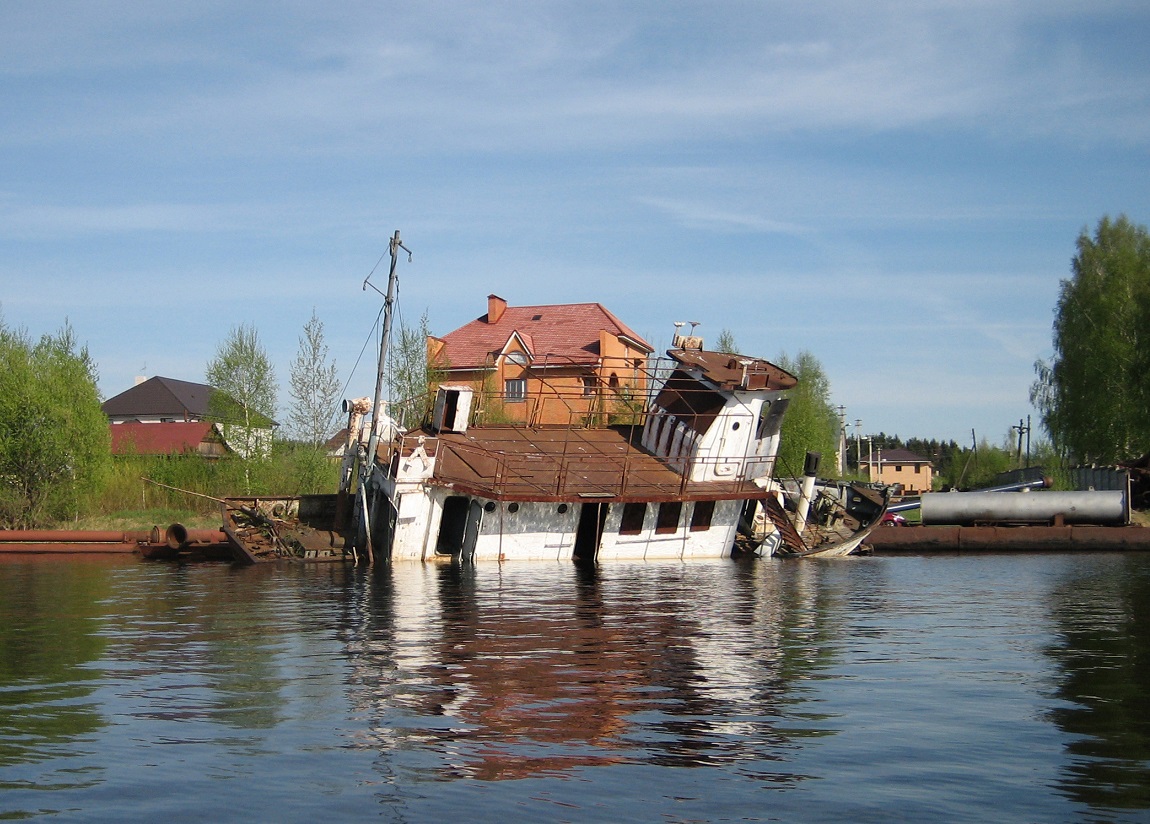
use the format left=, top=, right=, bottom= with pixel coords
left=859, top=447, right=933, bottom=495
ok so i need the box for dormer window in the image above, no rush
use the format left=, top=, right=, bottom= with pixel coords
left=504, top=351, right=529, bottom=366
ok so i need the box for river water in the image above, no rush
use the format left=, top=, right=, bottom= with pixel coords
left=1, top=552, right=1148, bottom=823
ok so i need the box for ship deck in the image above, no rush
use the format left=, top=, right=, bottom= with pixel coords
left=397, top=424, right=766, bottom=503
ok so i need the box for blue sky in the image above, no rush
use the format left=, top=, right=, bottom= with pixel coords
left=3, top=1, right=1148, bottom=445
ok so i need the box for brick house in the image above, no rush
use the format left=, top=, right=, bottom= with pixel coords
left=859, top=447, right=933, bottom=495
left=427, top=295, right=654, bottom=426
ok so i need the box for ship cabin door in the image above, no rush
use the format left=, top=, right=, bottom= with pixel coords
left=436, top=495, right=482, bottom=561
left=573, top=502, right=608, bottom=563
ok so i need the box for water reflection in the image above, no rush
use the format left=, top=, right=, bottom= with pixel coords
left=0, top=558, right=112, bottom=779
left=1045, top=555, right=1150, bottom=813
left=343, top=560, right=849, bottom=784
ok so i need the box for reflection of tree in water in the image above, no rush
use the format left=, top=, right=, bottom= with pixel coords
left=1046, top=556, right=1150, bottom=813
left=0, top=560, right=110, bottom=774
left=349, top=559, right=853, bottom=783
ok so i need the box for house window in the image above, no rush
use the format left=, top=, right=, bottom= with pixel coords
left=505, top=379, right=526, bottom=402
left=620, top=502, right=646, bottom=535
left=505, top=351, right=528, bottom=366
left=582, top=376, right=596, bottom=396
left=915, top=465, right=921, bottom=474
left=690, top=500, right=715, bottom=531
left=655, top=502, right=682, bottom=534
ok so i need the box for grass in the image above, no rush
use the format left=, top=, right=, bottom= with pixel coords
left=67, top=509, right=224, bottom=531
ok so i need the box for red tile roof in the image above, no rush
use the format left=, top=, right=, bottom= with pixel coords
left=109, top=422, right=222, bottom=455
left=437, top=301, right=652, bottom=369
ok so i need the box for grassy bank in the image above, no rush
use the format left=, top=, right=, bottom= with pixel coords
left=68, top=509, right=225, bottom=531
left=51, top=445, right=341, bottom=531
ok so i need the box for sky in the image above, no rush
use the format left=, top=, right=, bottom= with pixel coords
left=3, top=1, right=1148, bottom=446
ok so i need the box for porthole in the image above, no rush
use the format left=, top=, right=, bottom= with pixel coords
left=484, top=501, right=496, bottom=512
left=557, top=504, right=569, bottom=514
left=507, top=503, right=520, bottom=513
left=732, top=422, right=740, bottom=430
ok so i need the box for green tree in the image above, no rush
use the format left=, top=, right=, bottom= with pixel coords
left=387, top=311, right=442, bottom=430
left=287, top=310, right=341, bottom=447
left=206, top=324, right=278, bottom=463
left=715, top=328, right=738, bottom=354
left=1032, top=215, right=1150, bottom=463
left=0, top=319, right=111, bottom=527
left=775, top=350, right=840, bottom=479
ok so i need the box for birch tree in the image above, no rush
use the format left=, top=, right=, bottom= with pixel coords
left=206, top=324, right=278, bottom=462
left=288, top=311, right=340, bottom=447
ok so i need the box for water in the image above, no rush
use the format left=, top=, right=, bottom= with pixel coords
left=2, top=552, right=1149, bottom=823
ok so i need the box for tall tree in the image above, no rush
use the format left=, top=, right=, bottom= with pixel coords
left=287, top=311, right=341, bottom=447
left=775, top=350, right=840, bottom=479
left=1032, top=215, right=1150, bottom=462
left=387, top=311, right=441, bottom=430
left=0, top=319, right=111, bottom=527
left=206, top=324, right=278, bottom=462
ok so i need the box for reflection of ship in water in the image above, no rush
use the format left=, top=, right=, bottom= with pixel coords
left=342, top=561, right=853, bottom=782
left=1045, top=556, right=1150, bottom=814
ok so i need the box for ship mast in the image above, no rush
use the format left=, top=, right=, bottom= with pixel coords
left=365, top=229, right=409, bottom=468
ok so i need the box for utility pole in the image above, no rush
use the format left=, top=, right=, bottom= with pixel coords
left=836, top=405, right=847, bottom=475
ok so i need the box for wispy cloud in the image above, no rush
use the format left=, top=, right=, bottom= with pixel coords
left=634, top=197, right=811, bottom=236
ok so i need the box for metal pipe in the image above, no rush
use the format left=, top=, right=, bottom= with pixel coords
left=794, top=452, right=821, bottom=533
left=0, top=530, right=152, bottom=544
left=920, top=489, right=1127, bottom=526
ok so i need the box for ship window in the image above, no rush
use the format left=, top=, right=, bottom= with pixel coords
left=505, top=379, right=526, bottom=402
left=619, top=502, right=646, bottom=535
left=690, top=500, right=715, bottom=531
left=756, top=398, right=789, bottom=440
left=655, top=502, right=682, bottom=534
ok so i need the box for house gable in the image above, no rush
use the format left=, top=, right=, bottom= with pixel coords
left=436, top=298, right=653, bottom=370
left=428, top=296, right=655, bottom=426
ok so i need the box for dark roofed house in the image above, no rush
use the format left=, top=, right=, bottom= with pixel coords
left=102, top=376, right=215, bottom=424
left=427, top=295, right=654, bottom=426
left=103, top=376, right=275, bottom=459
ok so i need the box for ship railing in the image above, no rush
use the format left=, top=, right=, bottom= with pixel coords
left=390, top=430, right=768, bottom=500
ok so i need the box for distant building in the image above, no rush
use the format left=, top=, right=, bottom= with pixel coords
left=102, top=375, right=275, bottom=459
left=427, top=295, right=654, bottom=426
left=109, top=421, right=231, bottom=459
left=860, top=447, right=933, bottom=495
left=102, top=376, right=216, bottom=424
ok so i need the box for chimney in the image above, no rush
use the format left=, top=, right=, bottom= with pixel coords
left=487, top=294, right=507, bottom=324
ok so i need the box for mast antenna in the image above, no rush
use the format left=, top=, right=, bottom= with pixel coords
left=365, top=230, right=412, bottom=471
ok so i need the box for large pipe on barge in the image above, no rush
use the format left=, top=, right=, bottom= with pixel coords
left=919, top=489, right=1128, bottom=526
